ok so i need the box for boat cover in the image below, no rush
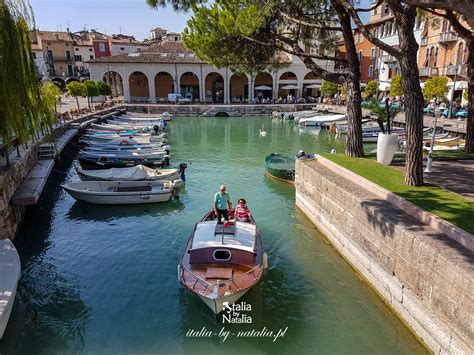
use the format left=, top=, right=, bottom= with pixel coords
left=265, top=154, right=295, bottom=171
left=80, top=165, right=167, bottom=180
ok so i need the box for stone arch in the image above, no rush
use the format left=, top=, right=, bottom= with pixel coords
left=230, top=73, right=248, bottom=103
left=180, top=71, right=199, bottom=102
left=278, top=71, right=298, bottom=97
left=51, top=77, right=66, bottom=90
left=65, top=77, right=80, bottom=84
left=129, top=71, right=149, bottom=103
left=205, top=72, right=224, bottom=103
left=154, top=71, right=174, bottom=103
left=103, top=71, right=123, bottom=97
left=303, top=71, right=321, bottom=98
left=254, top=72, right=273, bottom=101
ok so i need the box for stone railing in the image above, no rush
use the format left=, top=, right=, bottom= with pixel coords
left=439, top=31, right=458, bottom=42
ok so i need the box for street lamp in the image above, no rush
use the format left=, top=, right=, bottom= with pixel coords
left=424, top=108, right=440, bottom=173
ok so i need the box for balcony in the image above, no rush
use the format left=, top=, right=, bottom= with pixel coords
left=381, top=54, right=398, bottom=64
left=419, top=67, right=431, bottom=76
left=439, top=31, right=458, bottom=43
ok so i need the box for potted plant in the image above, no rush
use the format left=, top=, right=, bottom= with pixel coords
left=368, top=100, right=401, bottom=165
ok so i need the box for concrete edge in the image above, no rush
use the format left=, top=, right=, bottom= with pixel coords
left=294, top=188, right=472, bottom=354
left=314, top=155, right=474, bottom=252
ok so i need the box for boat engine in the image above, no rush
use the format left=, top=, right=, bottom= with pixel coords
left=179, top=163, right=188, bottom=181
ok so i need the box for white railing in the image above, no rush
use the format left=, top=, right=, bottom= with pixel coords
left=439, top=31, right=458, bottom=42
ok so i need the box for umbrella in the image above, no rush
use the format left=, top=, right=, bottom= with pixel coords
left=305, top=84, right=320, bottom=89
left=280, top=84, right=299, bottom=90
left=254, top=85, right=272, bottom=90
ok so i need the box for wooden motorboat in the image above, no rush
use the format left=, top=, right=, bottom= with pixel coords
left=178, top=210, right=267, bottom=314
left=74, top=163, right=184, bottom=181
left=82, top=143, right=171, bottom=153
left=80, top=135, right=168, bottom=145
left=62, top=179, right=184, bottom=204
left=264, top=153, right=295, bottom=181
left=0, top=239, right=21, bottom=339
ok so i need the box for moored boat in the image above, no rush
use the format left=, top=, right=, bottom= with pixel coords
left=299, top=114, right=347, bottom=126
left=62, top=179, right=184, bottom=204
left=78, top=155, right=169, bottom=169
left=0, top=239, right=21, bottom=339
left=264, top=153, right=295, bottom=181
left=178, top=210, right=267, bottom=314
left=74, top=163, right=185, bottom=181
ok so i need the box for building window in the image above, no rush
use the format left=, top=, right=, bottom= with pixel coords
left=369, top=65, right=374, bottom=77
left=433, top=46, right=439, bottom=67
left=90, top=55, right=94, bottom=60
left=74, top=55, right=82, bottom=61
left=384, top=5, right=389, bottom=14
left=32, top=52, right=37, bottom=59
left=358, top=50, right=363, bottom=61
left=89, top=48, right=93, bottom=52
left=120, top=47, right=125, bottom=51
left=99, top=42, right=106, bottom=52
left=75, top=48, right=79, bottom=51
left=370, top=48, right=375, bottom=58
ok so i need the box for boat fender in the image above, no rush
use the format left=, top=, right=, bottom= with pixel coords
left=162, top=145, right=171, bottom=152
left=172, top=179, right=185, bottom=190
left=263, top=252, right=269, bottom=269
left=120, top=140, right=130, bottom=145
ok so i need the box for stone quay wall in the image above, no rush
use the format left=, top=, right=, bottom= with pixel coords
left=126, top=103, right=316, bottom=116
left=0, top=107, right=123, bottom=240
left=295, top=158, right=473, bottom=354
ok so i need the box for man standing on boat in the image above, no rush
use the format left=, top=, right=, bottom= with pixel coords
left=214, top=185, right=231, bottom=223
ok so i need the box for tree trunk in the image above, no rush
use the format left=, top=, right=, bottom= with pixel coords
left=75, top=96, right=80, bottom=111
left=465, top=40, right=474, bottom=152
left=332, top=0, right=364, bottom=157
left=395, top=7, right=424, bottom=186
left=345, top=78, right=364, bottom=157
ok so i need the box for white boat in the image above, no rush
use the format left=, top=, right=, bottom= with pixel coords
left=91, top=123, right=162, bottom=132
left=74, top=163, right=183, bottom=181
left=62, top=179, right=184, bottom=204
left=299, top=114, right=347, bottom=126
left=113, top=117, right=165, bottom=126
left=83, top=143, right=171, bottom=153
left=0, top=239, right=21, bottom=339
left=80, top=135, right=167, bottom=145
left=79, top=149, right=168, bottom=160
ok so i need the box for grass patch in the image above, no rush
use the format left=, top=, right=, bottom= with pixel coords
left=321, top=153, right=474, bottom=235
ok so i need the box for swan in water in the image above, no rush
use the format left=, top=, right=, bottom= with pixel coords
left=259, top=127, right=267, bottom=137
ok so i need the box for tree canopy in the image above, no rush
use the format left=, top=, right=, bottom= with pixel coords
left=320, top=80, right=339, bottom=96
left=422, top=76, right=449, bottom=101
left=390, top=75, right=404, bottom=97
left=363, top=80, right=378, bottom=100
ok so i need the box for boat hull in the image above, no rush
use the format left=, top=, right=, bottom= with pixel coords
left=197, top=289, right=250, bottom=314
left=64, top=188, right=173, bottom=204
left=265, top=166, right=295, bottom=181
left=0, top=239, right=21, bottom=339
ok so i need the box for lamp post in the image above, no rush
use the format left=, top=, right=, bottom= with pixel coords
left=424, top=108, right=440, bottom=173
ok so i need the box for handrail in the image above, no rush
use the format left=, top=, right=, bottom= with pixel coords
left=179, top=263, right=263, bottom=292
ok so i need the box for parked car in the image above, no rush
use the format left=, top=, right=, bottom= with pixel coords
left=167, top=93, right=191, bottom=104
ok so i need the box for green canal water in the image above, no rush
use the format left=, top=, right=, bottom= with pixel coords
left=1, top=117, right=427, bottom=355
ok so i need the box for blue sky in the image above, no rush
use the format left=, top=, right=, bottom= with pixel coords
left=30, top=0, right=191, bottom=40
left=30, top=0, right=371, bottom=41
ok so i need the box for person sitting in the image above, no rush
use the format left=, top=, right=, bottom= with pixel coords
left=234, top=198, right=250, bottom=222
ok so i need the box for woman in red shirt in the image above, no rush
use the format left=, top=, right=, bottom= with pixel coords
left=234, top=198, right=250, bottom=222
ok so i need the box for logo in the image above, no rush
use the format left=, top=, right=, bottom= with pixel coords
left=222, top=301, right=252, bottom=324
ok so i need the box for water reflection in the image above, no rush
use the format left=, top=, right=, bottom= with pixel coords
left=66, top=198, right=186, bottom=222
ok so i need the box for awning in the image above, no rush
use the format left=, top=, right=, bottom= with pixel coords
left=448, top=81, right=468, bottom=90
left=280, top=84, right=299, bottom=89
left=305, top=83, right=321, bottom=89
left=255, top=85, right=272, bottom=90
